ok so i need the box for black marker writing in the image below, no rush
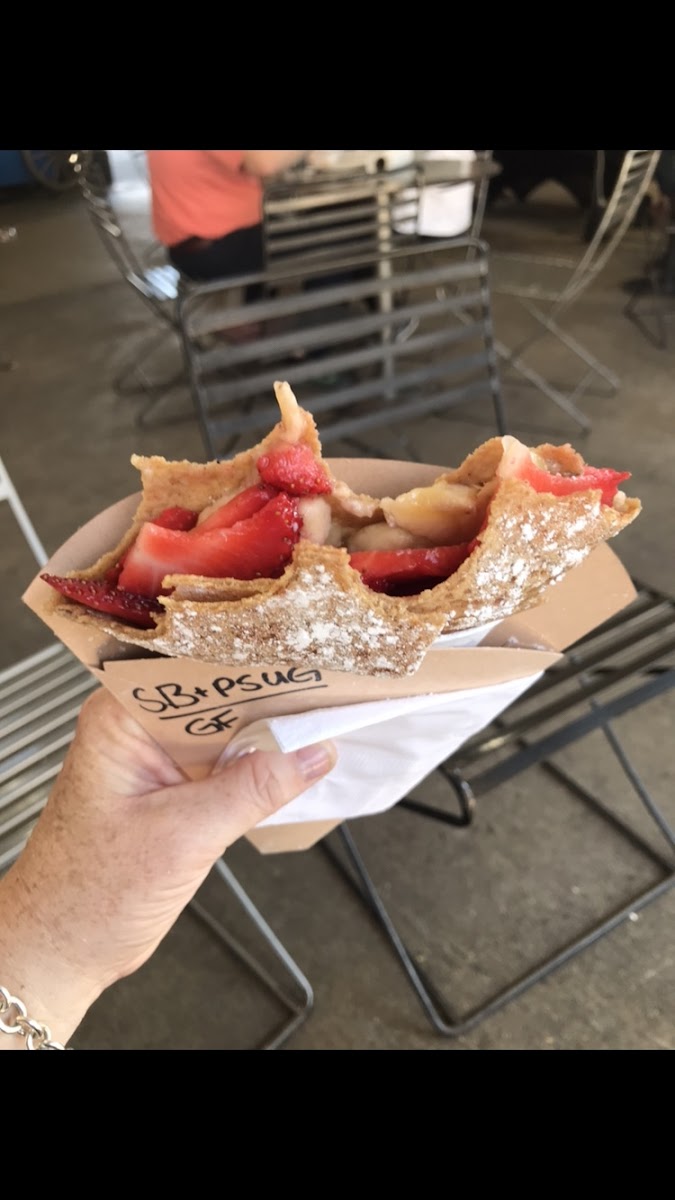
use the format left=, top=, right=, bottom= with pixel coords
left=184, top=709, right=239, bottom=737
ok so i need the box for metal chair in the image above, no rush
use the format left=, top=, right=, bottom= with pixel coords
left=490, top=150, right=662, bottom=431
left=178, top=237, right=507, bottom=462
left=472, top=151, right=494, bottom=235
left=77, top=157, right=186, bottom=425
left=322, top=579, right=675, bottom=1037
left=0, top=455, right=313, bottom=1050
left=262, top=164, right=422, bottom=277
left=1, top=226, right=18, bottom=372
left=623, top=220, right=675, bottom=349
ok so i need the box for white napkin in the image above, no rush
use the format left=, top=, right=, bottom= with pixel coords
left=221, top=671, right=544, bottom=827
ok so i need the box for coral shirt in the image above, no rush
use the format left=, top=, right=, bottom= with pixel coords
left=146, top=150, right=263, bottom=247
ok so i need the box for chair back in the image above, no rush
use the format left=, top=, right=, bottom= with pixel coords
left=0, top=457, right=97, bottom=873
left=78, top=158, right=179, bottom=319
left=470, top=150, right=494, bottom=241
left=0, top=456, right=47, bottom=567
left=178, top=237, right=506, bottom=459
left=262, top=166, right=422, bottom=276
left=561, top=150, right=661, bottom=305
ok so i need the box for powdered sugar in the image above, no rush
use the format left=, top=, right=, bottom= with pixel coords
left=142, top=559, right=444, bottom=676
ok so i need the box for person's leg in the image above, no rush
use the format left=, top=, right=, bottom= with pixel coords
left=170, top=225, right=265, bottom=345
left=169, top=224, right=264, bottom=301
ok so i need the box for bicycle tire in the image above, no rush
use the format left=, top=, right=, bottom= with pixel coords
left=20, top=150, right=85, bottom=192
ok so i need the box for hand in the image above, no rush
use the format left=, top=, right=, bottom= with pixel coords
left=0, top=689, right=336, bottom=1046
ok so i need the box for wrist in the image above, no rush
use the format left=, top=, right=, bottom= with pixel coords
left=0, top=873, right=104, bottom=1047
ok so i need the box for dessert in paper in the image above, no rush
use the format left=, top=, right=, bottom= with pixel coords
left=42, top=381, right=640, bottom=677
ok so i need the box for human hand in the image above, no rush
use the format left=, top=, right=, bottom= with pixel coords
left=0, top=689, right=336, bottom=1046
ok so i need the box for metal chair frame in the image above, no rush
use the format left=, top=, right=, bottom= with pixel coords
left=1, top=225, right=18, bottom=372
left=623, top=221, right=675, bottom=350
left=469, top=150, right=494, bottom=244
left=490, top=150, right=662, bottom=432
left=77, top=161, right=187, bottom=425
left=322, top=579, right=675, bottom=1037
left=0, top=456, right=313, bottom=1050
left=262, top=164, right=422, bottom=277
left=178, top=237, right=507, bottom=462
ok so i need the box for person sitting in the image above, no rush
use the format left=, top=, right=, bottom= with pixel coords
left=146, top=150, right=310, bottom=287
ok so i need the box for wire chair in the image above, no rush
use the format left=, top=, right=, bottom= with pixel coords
left=623, top=220, right=675, bottom=349
left=1, top=225, right=18, bottom=372
left=77, top=157, right=186, bottom=425
left=490, top=150, right=662, bottom=431
left=0, top=455, right=313, bottom=1049
left=322, top=578, right=675, bottom=1037
left=262, top=163, right=422, bottom=278
left=178, top=237, right=507, bottom=462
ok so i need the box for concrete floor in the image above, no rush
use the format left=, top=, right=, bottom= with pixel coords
left=1, top=152, right=674, bottom=1050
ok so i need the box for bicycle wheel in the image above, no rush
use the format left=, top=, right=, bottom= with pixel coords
left=20, top=150, right=85, bottom=192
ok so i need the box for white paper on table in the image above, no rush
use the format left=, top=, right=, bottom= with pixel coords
left=221, top=671, right=544, bottom=827
left=393, top=149, right=477, bottom=236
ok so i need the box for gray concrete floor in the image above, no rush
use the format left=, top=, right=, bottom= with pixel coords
left=1, top=153, right=674, bottom=1050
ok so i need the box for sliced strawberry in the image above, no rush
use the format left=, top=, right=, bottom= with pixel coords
left=498, top=436, right=629, bottom=506
left=512, top=461, right=629, bottom=507
left=103, top=506, right=199, bottom=586
left=197, top=483, right=278, bottom=532
left=349, top=545, right=472, bottom=595
left=256, top=443, right=332, bottom=496
left=118, top=494, right=302, bottom=597
left=150, top=506, right=200, bottom=532
left=41, top=575, right=163, bottom=629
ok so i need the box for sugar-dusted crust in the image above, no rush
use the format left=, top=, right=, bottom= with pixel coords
left=85, top=543, right=448, bottom=675
left=406, top=480, right=639, bottom=630
left=46, top=382, right=641, bottom=677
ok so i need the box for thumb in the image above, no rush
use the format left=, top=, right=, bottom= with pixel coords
left=165, top=740, right=337, bottom=854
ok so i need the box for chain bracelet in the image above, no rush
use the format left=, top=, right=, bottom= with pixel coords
left=0, top=985, right=68, bottom=1050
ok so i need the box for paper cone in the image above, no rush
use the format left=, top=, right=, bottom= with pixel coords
left=23, top=459, right=636, bottom=851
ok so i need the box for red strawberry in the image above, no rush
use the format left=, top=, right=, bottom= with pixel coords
left=118, top=494, right=302, bottom=597
left=104, top=506, right=198, bottom=585
left=41, top=575, right=163, bottom=629
left=349, top=545, right=472, bottom=595
left=197, top=483, right=278, bottom=532
left=149, top=506, right=200, bottom=531
left=512, top=461, right=629, bottom=507
left=497, top=438, right=630, bottom=507
left=256, top=443, right=332, bottom=496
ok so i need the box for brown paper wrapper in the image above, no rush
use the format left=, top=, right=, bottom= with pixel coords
left=23, top=459, right=636, bottom=852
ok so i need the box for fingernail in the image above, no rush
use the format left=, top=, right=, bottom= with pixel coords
left=294, top=742, right=335, bottom=781
left=212, top=729, right=278, bottom=773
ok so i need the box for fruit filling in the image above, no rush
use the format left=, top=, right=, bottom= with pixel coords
left=42, top=429, right=632, bottom=627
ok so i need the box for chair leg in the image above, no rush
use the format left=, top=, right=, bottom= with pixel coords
left=497, top=296, right=622, bottom=430
left=325, top=821, right=675, bottom=1037
left=189, top=857, right=314, bottom=1050
left=399, top=764, right=476, bottom=827
left=113, top=324, right=190, bottom=428
left=521, top=302, right=621, bottom=392
left=113, top=325, right=178, bottom=393
left=494, top=337, right=592, bottom=432
left=624, top=282, right=671, bottom=351
left=321, top=700, right=675, bottom=1038
left=134, top=375, right=192, bottom=429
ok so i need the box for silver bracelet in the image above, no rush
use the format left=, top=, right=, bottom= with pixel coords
left=0, top=985, right=68, bottom=1050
